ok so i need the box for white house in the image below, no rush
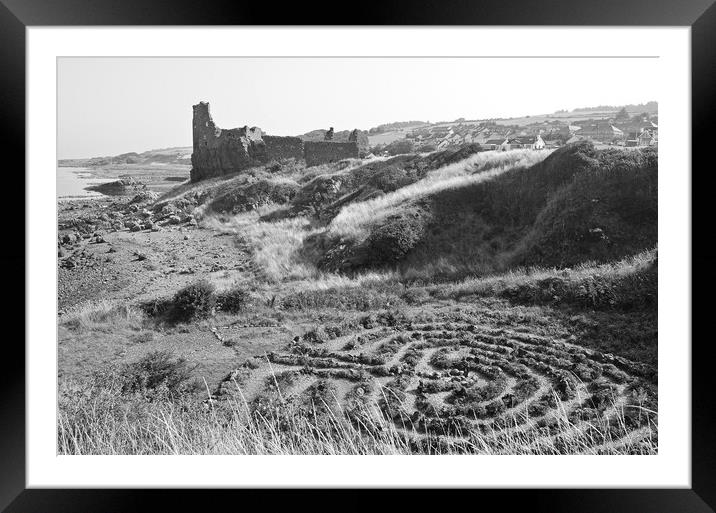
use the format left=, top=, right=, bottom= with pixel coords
left=505, top=135, right=545, bottom=150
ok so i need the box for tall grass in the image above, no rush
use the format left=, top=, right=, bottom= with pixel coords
left=203, top=207, right=319, bottom=283
left=328, top=149, right=551, bottom=241
left=431, top=248, right=657, bottom=305
left=61, top=300, right=146, bottom=331
left=58, top=376, right=657, bottom=455
left=204, top=209, right=396, bottom=287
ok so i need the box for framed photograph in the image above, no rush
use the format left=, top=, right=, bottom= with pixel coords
left=4, top=0, right=713, bottom=509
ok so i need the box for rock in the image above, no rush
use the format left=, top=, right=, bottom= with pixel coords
left=167, top=214, right=182, bottom=225
left=85, top=177, right=142, bottom=196
left=130, top=191, right=159, bottom=204
left=128, top=221, right=143, bottom=232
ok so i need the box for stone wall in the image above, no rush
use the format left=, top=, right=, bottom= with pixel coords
left=348, top=130, right=371, bottom=157
left=304, top=141, right=360, bottom=167
left=263, top=135, right=304, bottom=161
left=190, top=102, right=267, bottom=182
left=190, top=101, right=363, bottom=180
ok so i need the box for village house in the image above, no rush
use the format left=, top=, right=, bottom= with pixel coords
left=485, top=137, right=508, bottom=151
left=543, top=137, right=563, bottom=148
left=505, top=135, right=545, bottom=150
left=625, top=131, right=640, bottom=147
left=577, top=122, right=624, bottom=143
left=638, top=130, right=657, bottom=146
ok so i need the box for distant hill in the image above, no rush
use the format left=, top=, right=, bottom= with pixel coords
left=59, top=147, right=192, bottom=168
left=367, top=120, right=428, bottom=134
left=366, top=101, right=658, bottom=151
left=571, top=101, right=658, bottom=114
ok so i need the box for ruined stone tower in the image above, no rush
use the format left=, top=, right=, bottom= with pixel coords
left=190, top=101, right=362, bottom=182
left=190, top=102, right=267, bottom=182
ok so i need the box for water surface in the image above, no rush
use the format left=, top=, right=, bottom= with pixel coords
left=57, top=166, right=116, bottom=201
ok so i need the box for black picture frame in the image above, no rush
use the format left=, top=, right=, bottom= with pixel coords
left=3, top=0, right=713, bottom=510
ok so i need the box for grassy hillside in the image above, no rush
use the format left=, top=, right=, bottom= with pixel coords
left=301, top=142, right=657, bottom=278
left=152, top=142, right=656, bottom=283
left=58, top=140, right=658, bottom=455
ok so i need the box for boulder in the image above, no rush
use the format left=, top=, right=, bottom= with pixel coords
left=130, top=191, right=160, bottom=204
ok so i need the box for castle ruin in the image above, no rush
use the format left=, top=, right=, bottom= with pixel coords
left=190, top=102, right=361, bottom=182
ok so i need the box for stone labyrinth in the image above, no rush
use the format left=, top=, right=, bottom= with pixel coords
left=214, top=310, right=657, bottom=454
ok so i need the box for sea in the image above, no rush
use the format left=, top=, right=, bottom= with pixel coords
left=56, top=166, right=116, bottom=201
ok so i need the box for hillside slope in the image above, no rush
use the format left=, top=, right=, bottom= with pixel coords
left=308, top=142, right=656, bottom=277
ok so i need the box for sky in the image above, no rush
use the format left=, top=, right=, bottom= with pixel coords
left=58, top=57, right=658, bottom=159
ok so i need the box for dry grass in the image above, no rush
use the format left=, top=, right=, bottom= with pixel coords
left=431, top=248, right=657, bottom=302
left=204, top=206, right=397, bottom=288
left=286, top=270, right=398, bottom=293
left=328, top=149, right=551, bottom=241
left=58, top=376, right=657, bottom=455
left=204, top=209, right=322, bottom=283
left=61, top=300, right=146, bottom=331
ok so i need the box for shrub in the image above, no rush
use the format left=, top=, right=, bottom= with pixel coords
left=209, top=179, right=299, bottom=214
left=417, top=144, right=437, bottom=153
left=216, top=286, right=250, bottom=313
left=118, top=350, right=193, bottom=395
left=138, top=297, right=173, bottom=318
left=362, top=206, right=431, bottom=266
left=401, top=288, right=430, bottom=305
left=368, top=165, right=419, bottom=193
left=171, top=280, right=216, bottom=322
left=303, top=326, right=329, bottom=344
left=383, top=139, right=416, bottom=156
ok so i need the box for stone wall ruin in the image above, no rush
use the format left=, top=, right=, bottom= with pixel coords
left=304, top=141, right=360, bottom=167
left=190, top=101, right=361, bottom=181
left=263, top=135, right=304, bottom=161
left=191, top=102, right=267, bottom=182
